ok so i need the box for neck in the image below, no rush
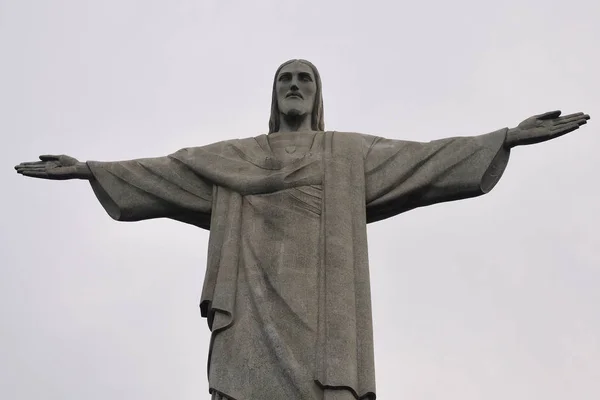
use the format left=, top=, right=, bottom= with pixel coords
left=277, top=113, right=314, bottom=133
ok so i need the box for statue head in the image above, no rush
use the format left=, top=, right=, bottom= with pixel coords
left=268, top=59, right=325, bottom=133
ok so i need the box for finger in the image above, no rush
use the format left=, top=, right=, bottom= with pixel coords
left=550, top=122, right=580, bottom=137
left=16, top=166, right=47, bottom=171
left=557, top=119, right=590, bottom=128
left=571, top=116, right=590, bottom=126
left=17, top=163, right=48, bottom=169
left=17, top=161, right=47, bottom=167
left=537, top=110, right=561, bottom=120
left=21, top=170, right=49, bottom=178
left=554, top=114, right=588, bottom=126
left=16, top=168, right=48, bottom=175
left=554, top=112, right=583, bottom=121
left=39, top=154, right=61, bottom=161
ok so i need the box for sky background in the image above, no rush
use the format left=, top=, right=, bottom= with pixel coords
left=1, top=0, right=599, bottom=399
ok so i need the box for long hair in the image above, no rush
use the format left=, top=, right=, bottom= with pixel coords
left=268, top=59, right=325, bottom=133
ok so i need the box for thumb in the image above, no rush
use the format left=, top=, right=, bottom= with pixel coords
left=59, top=155, right=79, bottom=165
left=39, top=154, right=61, bottom=161
left=536, top=110, right=561, bottom=120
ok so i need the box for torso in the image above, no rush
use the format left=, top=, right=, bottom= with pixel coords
left=209, top=131, right=362, bottom=400
left=209, top=131, right=324, bottom=399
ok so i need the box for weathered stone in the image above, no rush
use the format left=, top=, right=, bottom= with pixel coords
left=14, top=59, right=591, bottom=399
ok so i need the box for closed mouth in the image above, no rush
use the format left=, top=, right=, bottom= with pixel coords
left=286, top=93, right=303, bottom=99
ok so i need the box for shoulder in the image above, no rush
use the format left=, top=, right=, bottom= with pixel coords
left=331, top=131, right=378, bottom=142
left=329, top=131, right=380, bottom=156
left=173, top=136, right=264, bottom=158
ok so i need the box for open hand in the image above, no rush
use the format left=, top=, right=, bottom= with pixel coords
left=14, top=155, right=91, bottom=180
left=505, top=110, right=590, bottom=148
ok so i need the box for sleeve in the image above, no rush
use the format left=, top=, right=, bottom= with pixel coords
left=87, top=154, right=213, bottom=229
left=364, top=128, right=510, bottom=223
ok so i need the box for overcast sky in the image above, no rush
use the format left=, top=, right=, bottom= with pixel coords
left=1, top=0, right=599, bottom=399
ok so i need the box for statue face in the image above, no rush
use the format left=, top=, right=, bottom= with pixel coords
left=276, top=61, right=317, bottom=119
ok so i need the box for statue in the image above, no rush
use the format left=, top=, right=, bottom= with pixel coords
left=15, top=59, right=590, bottom=400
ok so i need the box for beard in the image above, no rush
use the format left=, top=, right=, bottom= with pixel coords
left=285, top=108, right=303, bottom=117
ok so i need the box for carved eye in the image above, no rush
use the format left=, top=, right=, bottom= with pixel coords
left=278, top=73, right=291, bottom=82
left=299, top=73, right=313, bottom=82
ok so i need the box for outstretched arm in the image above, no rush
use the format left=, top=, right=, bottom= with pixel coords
left=364, top=110, right=591, bottom=223
left=364, top=128, right=511, bottom=223
left=15, top=153, right=213, bottom=229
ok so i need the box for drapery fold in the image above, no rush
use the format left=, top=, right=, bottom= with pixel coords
left=87, top=129, right=510, bottom=399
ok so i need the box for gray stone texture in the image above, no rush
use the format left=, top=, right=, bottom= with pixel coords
left=14, top=59, right=590, bottom=399
left=85, top=128, right=510, bottom=399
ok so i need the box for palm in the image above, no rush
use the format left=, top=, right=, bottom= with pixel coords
left=15, top=154, right=80, bottom=180
left=509, top=110, right=590, bottom=147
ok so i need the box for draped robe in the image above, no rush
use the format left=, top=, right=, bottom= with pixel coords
left=87, top=129, right=510, bottom=399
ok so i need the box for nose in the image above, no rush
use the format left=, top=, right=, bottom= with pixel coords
left=290, top=75, right=299, bottom=91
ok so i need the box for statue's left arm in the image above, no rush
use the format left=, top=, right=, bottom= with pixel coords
left=364, top=110, right=590, bottom=223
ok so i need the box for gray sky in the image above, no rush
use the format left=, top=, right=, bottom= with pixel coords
left=1, top=0, right=598, bottom=399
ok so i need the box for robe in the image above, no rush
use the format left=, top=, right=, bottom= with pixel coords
left=87, top=129, right=510, bottom=399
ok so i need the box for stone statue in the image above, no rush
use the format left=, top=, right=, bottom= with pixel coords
left=15, top=59, right=590, bottom=400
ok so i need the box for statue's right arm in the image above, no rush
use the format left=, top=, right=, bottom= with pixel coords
left=15, top=155, right=93, bottom=180
left=16, top=152, right=213, bottom=228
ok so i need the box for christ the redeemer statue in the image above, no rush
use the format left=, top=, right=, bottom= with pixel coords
left=15, top=59, right=590, bottom=400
